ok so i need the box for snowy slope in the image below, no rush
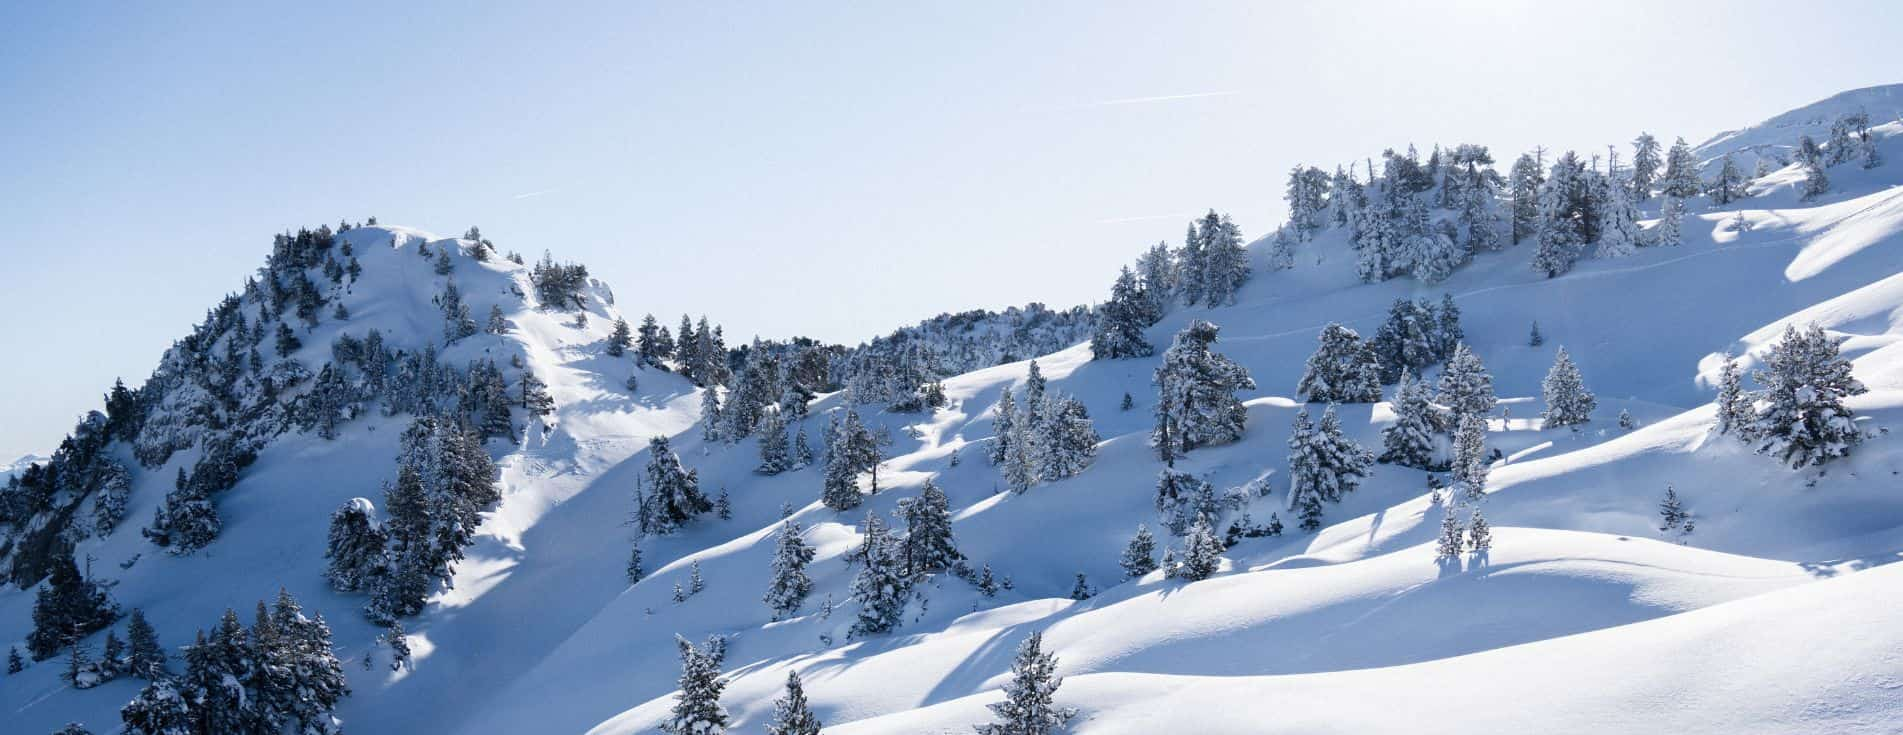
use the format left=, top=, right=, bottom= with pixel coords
left=6, top=86, right=1903, bottom=734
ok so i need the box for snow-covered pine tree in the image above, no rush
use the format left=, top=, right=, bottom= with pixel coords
left=1508, top=151, right=1545, bottom=245
left=1176, top=517, right=1224, bottom=581
left=1435, top=509, right=1465, bottom=564
left=1630, top=132, right=1661, bottom=200
left=1152, top=320, right=1255, bottom=459
left=849, top=514, right=910, bottom=637
left=1655, top=194, right=1685, bottom=246
left=897, top=480, right=961, bottom=576
left=323, top=498, right=386, bottom=593
left=1371, top=298, right=1438, bottom=383
left=520, top=370, right=555, bottom=417
left=757, top=408, right=791, bottom=475
left=766, top=670, right=823, bottom=735
left=1528, top=320, right=1544, bottom=347
left=1466, top=509, right=1492, bottom=555
left=1540, top=347, right=1597, bottom=428
left=1658, top=484, right=1690, bottom=536
left=1709, top=153, right=1746, bottom=205
left=143, top=476, right=221, bottom=554
left=1153, top=468, right=1209, bottom=536
left=1379, top=369, right=1443, bottom=470
left=1198, top=211, right=1250, bottom=306
left=1797, top=134, right=1830, bottom=200
left=1119, top=525, right=1158, bottom=579
left=764, top=521, right=816, bottom=619
left=27, top=555, right=118, bottom=660
left=606, top=317, right=632, bottom=357
left=1750, top=323, right=1867, bottom=468
left=1714, top=352, right=1751, bottom=437
left=1619, top=409, right=1637, bottom=430
left=989, top=387, right=1018, bottom=466
left=1287, top=404, right=1375, bottom=529
left=123, top=608, right=165, bottom=679
left=1437, top=343, right=1496, bottom=418
left=1003, top=427, right=1037, bottom=494
left=1090, top=266, right=1156, bottom=360
left=626, top=544, right=644, bottom=584
left=1297, top=323, right=1384, bottom=403
left=1661, top=136, right=1702, bottom=197
left=7, top=645, right=22, bottom=674
left=1532, top=151, right=1589, bottom=277
left=661, top=636, right=730, bottom=735
left=1033, top=395, right=1099, bottom=481
left=1451, top=413, right=1489, bottom=505
left=792, top=425, right=815, bottom=469
left=699, top=386, right=723, bottom=443
left=643, top=435, right=710, bottom=534
left=1595, top=168, right=1643, bottom=258
left=1285, top=165, right=1331, bottom=238
left=974, top=631, right=1076, bottom=735
left=120, top=678, right=193, bottom=733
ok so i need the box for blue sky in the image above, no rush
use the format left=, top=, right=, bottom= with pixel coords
left=2, top=1, right=1899, bottom=458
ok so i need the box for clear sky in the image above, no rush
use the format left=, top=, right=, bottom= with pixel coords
left=2, top=0, right=1898, bottom=459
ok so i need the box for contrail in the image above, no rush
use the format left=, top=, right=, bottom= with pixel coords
left=1088, top=90, right=1243, bottom=107
left=513, top=189, right=557, bottom=200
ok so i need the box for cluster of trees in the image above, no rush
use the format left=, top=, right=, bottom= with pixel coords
left=529, top=252, right=590, bottom=310
left=990, top=361, right=1101, bottom=493
left=1712, top=323, right=1868, bottom=468
left=820, top=405, right=883, bottom=511
left=120, top=591, right=347, bottom=735
left=1151, top=321, right=1256, bottom=465
left=0, top=408, right=132, bottom=588
left=1287, top=405, right=1375, bottom=531
left=321, top=417, right=500, bottom=622
left=1090, top=209, right=1252, bottom=362
left=26, top=555, right=119, bottom=660
left=633, top=436, right=713, bottom=536
left=1794, top=111, right=1887, bottom=200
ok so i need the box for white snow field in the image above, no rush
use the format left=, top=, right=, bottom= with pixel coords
left=5, top=85, right=1903, bottom=734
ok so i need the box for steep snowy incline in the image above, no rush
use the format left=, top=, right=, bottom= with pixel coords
left=473, top=91, right=1903, bottom=734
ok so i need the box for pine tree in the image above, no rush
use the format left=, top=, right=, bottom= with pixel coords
left=1435, top=509, right=1466, bottom=564
left=1379, top=369, right=1442, bottom=470
left=520, top=371, right=555, bottom=417
left=1032, top=396, right=1099, bottom=482
left=764, top=521, right=817, bottom=620
left=120, top=678, right=193, bottom=734
left=699, top=387, right=723, bottom=443
left=1508, top=151, right=1546, bottom=245
left=849, top=515, right=910, bottom=637
left=1750, top=323, right=1866, bottom=468
left=1153, top=321, right=1255, bottom=459
left=276, top=322, right=302, bottom=357
left=1466, top=509, right=1492, bottom=555
left=1069, top=573, right=1093, bottom=600
left=1436, top=343, right=1496, bottom=418
left=641, top=435, right=710, bottom=534
left=387, top=619, right=411, bottom=671
left=1153, top=468, right=1210, bottom=535
left=1658, top=484, right=1690, bottom=536
left=1596, top=168, right=1644, bottom=258
left=1630, top=132, right=1662, bottom=200
left=1797, top=135, right=1830, bottom=200
left=323, top=498, right=386, bottom=593
left=976, top=563, right=1000, bottom=597
left=1451, top=413, right=1489, bottom=505
left=7, top=646, right=22, bottom=674
left=1540, top=347, right=1597, bottom=428
left=1655, top=195, right=1685, bottom=246
left=989, top=387, right=1018, bottom=466
left=1708, top=153, right=1746, bottom=205
left=689, top=560, right=706, bottom=595
left=1715, top=352, right=1751, bottom=436
left=124, top=609, right=165, bottom=679
left=1297, top=323, right=1384, bottom=403
left=626, top=544, right=644, bottom=584
left=1528, top=320, right=1544, bottom=347
left=975, top=632, right=1076, bottom=735
left=1371, top=298, right=1438, bottom=382
left=486, top=305, right=508, bottom=334
left=1119, top=525, right=1158, bottom=579
left=1661, top=136, right=1702, bottom=197
left=792, top=425, right=815, bottom=469
left=757, top=409, right=792, bottom=475
left=1532, top=152, right=1589, bottom=277
left=1619, top=409, right=1637, bottom=430
left=1003, top=426, right=1037, bottom=494
left=897, top=480, right=962, bottom=575
left=1196, top=211, right=1251, bottom=306
left=1090, top=266, right=1156, bottom=359
left=766, top=670, right=823, bottom=735
left=27, top=555, right=117, bottom=660
left=1287, top=405, right=1375, bottom=527
left=606, top=317, right=632, bottom=357
left=661, top=636, right=730, bottom=735
left=1175, top=517, right=1224, bottom=581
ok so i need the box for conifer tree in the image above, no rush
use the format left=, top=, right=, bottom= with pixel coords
left=1661, top=136, right=1702, bottom=197
left=276, top=322, right=302, bottom=357
left=120, top=678, right=193, bottom=734
left=1196, top=211, right=1251, bottom=306
left=1371, top=298, right=1438, bottom=382
left=757, top=409, right=792, bottom=475
left=897, top=480, right=962, bottom=575
left=626, top=544, right=644, bottom=584
left=1709, top=153, right=1746, bottom=205
left=487, top=305, right=508, bottom=334
left=1032, top=395, right=1099, bottom=482
left=124, top=608, right=165, bottom=679
left=974, top=632, right=1075, bottom=735
left=1655, top=195, right=1685, bottom=246
left=1287, top=405, right=1374, bottom=531
left=1751, top=323, right=1866, bottom=467
left=1630, top=132, right=1662, bottom=200
left=1091, top=266, right=1156, bottom=360
left=1540, top=347, right=1597, bottom=428
left=1152, top=321, right=1255, bottom=459
left=1508, top=151, right=1546, bottom=245
left=1379, top=369, right=1442, bottom=470
left=1596, top=169, right=1644, bottom=258
left=1435, top=509, right=1466, bottom=564
left=1069, top=573, right=1093, bottom=600
left=1797, top=135, right=1830, bottom=200
left=1176, top=517, right=1224, bottom=581
left=1466, top=509, right=1492, bottom=555
left=661, top=636, right=730, bottom=735
left=642, top=435, right=710, bottom=534
left=1451, top=413, right=1489, bottom=505
left=606, top=317, right=632, bottom=357
left=1658, top=484, right=1690, bottom=536
left=766, top=670, right=823, bottom=735
left=1532, top=152, right=1589, bottom=277
left=1528, top=320, right=1544, bottom=347
left=1436, top=343, right=1496, bottom=418
left=849, top=515, right=910, bottom=637
left=1120, top=525, right=1158, bottom=579
left=989, top=387, right=1018, bottom=466
left=1714, top=352, right=1752, bottom=437
left=323, top=498, right=387, bottom=593
left=7, top=646, right=21, bottom=674
left=27, top=555, right=118, bottom=659
left=792, top=425, right=815, bottom=469
left=520, top=371, right=555, bottom=417
left=764, top=521, right=816, bottom=619
left=1297, top=323, right=1384, bottom=403
left=699, top=387, right=723, bottom=443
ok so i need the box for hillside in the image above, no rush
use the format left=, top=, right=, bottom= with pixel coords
left=4, top=85, right=1903, bottom=734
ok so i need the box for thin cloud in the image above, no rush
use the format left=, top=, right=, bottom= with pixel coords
left=1087, top=89, right=1243, bottom=107
left=1098, top=212, right=1199, bottom=225
left=512, top=189, right=557, bottom=200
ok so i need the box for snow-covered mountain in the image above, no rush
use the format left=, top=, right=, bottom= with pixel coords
left=5, top=85, right=1903, bottom=734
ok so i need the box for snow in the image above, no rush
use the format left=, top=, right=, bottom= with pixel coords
left=7, top=86, right=1903, bottom=734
